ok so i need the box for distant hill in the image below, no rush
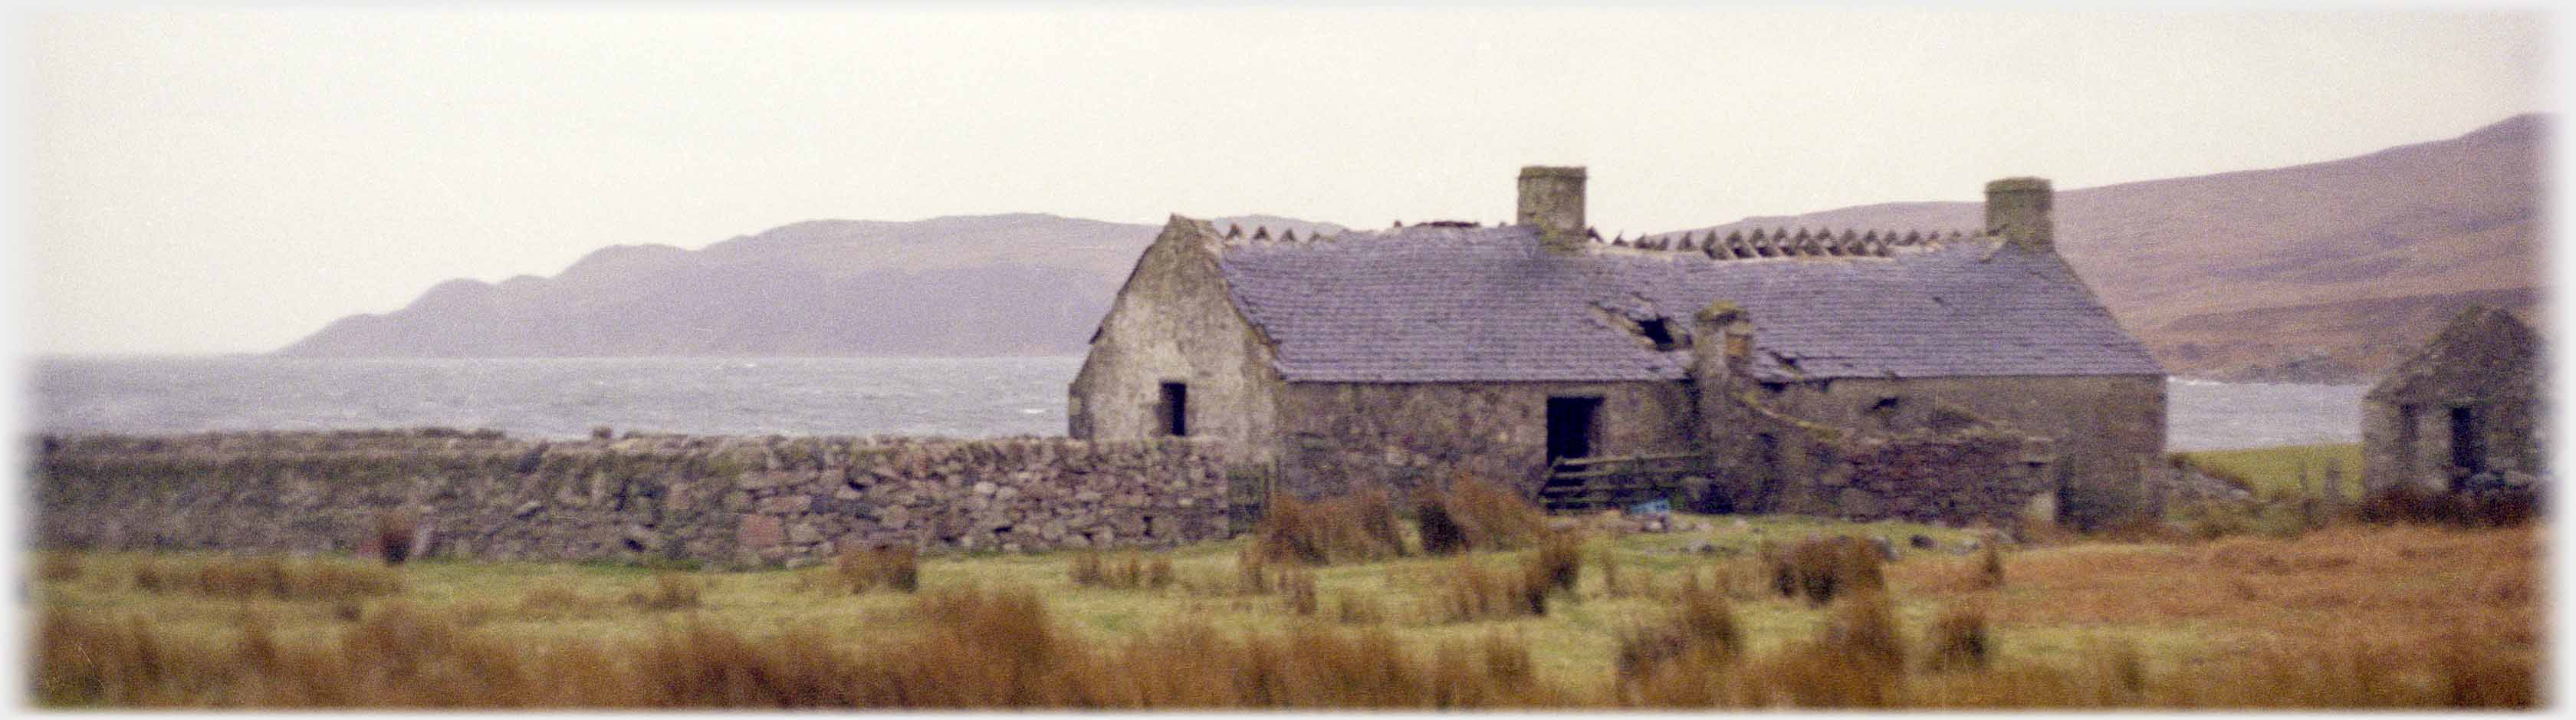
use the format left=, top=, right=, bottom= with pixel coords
left=276, top=215, right=1344, bottom=357
left=1652, top=113, right=2545, bottom=382
left=284, top=117, right=2542, bottom=382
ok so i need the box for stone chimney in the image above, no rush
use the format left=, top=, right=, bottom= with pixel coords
left=1518, top=166, right=1588, bottom=253
left=1985, top=176, right=2053, bottom=252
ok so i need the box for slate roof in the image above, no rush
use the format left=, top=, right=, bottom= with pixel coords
left=2363, top=304, right=2540, bottom=403
left=1213, top=222, right=2164, bottom=383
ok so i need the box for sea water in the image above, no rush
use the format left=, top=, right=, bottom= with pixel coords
left=31, top=356, right=2362, bottom=451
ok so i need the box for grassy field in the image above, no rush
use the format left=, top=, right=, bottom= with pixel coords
left=30, top=498, right=2539, bottom=708
left=2170, top=442, right=2365, bottom=500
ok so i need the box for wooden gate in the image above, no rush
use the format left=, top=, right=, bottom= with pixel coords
left=1535, top=451, right=1708, bottom=513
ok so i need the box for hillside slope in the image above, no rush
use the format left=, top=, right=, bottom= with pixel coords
left=1654, top=114, right=2545, bottom=381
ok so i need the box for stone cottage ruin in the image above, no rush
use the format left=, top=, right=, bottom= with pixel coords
left=1071, top=167, right=2167, bottom=527
left=2361, top=305, right=2545, bottom=494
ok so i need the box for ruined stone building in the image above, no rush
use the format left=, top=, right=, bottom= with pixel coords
left=2361, top=305, right=2545, bottom=493
left=1070, top=167, right=2167, bottom=525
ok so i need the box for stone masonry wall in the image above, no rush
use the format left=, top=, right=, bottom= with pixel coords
left=1273, top=380, right=1697, bottom=499
left=32, top=429, right=1236, bottom=567
left=2361, top=307, right=2544, bottom=493
left=1679, top=315, right=2058, bottom=528
left=1763, top=431, right=2057, bottom=526
left=1692, top=383, right=2056, bottom=528
left=1760, top=375, right=2164, bottom=527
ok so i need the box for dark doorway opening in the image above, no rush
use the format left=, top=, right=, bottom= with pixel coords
left=1160, top=383, right=1188, bottom=437
left=2450, top=406, right=2484, bottom=480
left=1546, top=396, right=1602, bottom=462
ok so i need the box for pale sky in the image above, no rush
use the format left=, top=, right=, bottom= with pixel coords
left=18, top=8, right=2552, bottom=356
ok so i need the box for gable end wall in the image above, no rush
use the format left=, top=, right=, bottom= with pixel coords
left=1069, top=219, right=1282, bottom=465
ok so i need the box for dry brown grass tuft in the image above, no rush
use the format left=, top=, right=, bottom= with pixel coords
left=623, top=573, right=702, bottom=611
left=1102, top=621, right=1569, bottom=708
left=130, top=559, right=168, bottom=593
left=1816, top=591, right=1905, bottom=672
left=1441, top=475, right=1547, bottom=551
left=1257, top=490, right=1408, bottom=565
left=189, top=557, right=296, bottom=599
left=34, top=610, right=199, bottom=706
left=856, top=587, right=1073, bottom=706
left=1614, top=585, right=1742, bottom=684
left=123, top=554, right=402, bottom=602
left=1526, top=530, right=1583, bottom=596
left=1975, top=541, right=2004, bottom=590
left=36, top=552, right=83, bottom=582
left=1718, top=590, right=1908, bottom=708
left=1282, top=569, right=1319, bottom=616
left=837, top=545, right=920, bottom=593
left=1109, top=554, right=1141, bottom=590
left=1256, top=494, right=1329, bottom=564
left=1416, top=495, right=1468, bottom=556
left=1766, top=535, right=1885, bottom=606
left=1597, top=547, right=1638, bottom=598
left=2014, top=515, right=2084, bottom=545
left=813, top=546, right=922, bottom=594
left=1144, top=556, right=1173, bottom=590
left=626, top=619, right=859, bottom=707
left=1683, top=559, right=1763, bottom=602
left=1433, top=557, right=1543, bottom=623
left=1348, top=487, right=1409, bottom=558
left=515, top=586, right=610, bottom=620
left=1921, top=603, right=1990, bottom=672
left=1070, top=550, right=1171, bottom=591
left=1070, top=547, right=1105, bottom=586
left=1233, top=544, right=1273, bottom=595
left=1331, top=592, right=1386, bottom=625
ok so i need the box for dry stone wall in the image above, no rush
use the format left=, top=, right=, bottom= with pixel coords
left=32, top=429, right=1236, bottom=567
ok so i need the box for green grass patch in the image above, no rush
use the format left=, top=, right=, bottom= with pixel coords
left=2171, top=443, right=2362, bottom=501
